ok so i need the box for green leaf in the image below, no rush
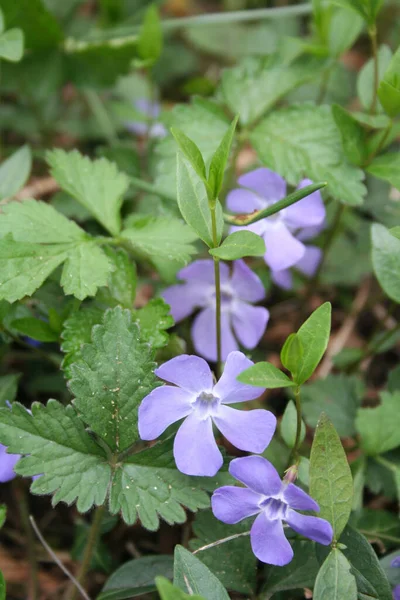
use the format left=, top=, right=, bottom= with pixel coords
left=352, top=508, right=400, bottom=544
left=173, top=546, right=230, bottom=600
left=313, top=549, right=357, bottom=600
left=61, top=306, right=103, bottom=378
left=301, top=374, right=364, bottom=437
left=189, top=510, right=256, bottom=594
left=171, top=128, right=207, bottom=184
left=371, top=223, right=400, bottom=303
left=355, top=391, right=400, bottom=455
left=0, top=146, right=31, bottom=199
left=357, top=45, right=392, bottom=112
left=1, top=0, right=63, bottom=50
left=156, top=577, right=205, bottom=600
left=332, top=104, right=367, bottom=165
left=98, top=555, right=173, bottom=600
left=237, top=361, right=296, bottom=388
left=69, top=307, right=158, bottom=453
left=176, top=155, right=223, bottom=247
left=295, top=302, right=331, bottom=385
left=251, top=104, right=366, bottom=206
left=221, top=54, right=326, bottom=126
left=0, top=28, right=23, bottom=62
left=98, top=247, right=137, bottom=309
left=47, top=149, right=129, bottom=236
left=378, top=46, right=400, bottom=117
left=332, top=0, right=382, bottom=24
left=328, top=8, right=364, bottom=56
left=121, top=215, right=198, bottom=264
left=0, top=373, right=21, bottom=407
left=0, top=571, right=5, bottom=600
left=0, top=236, right=69, bottom=303
left=367, top=152, right=400, bottom=191
left=137, top=5, right=162, bottom=64
left=133, top=298, right=174, bottom=349
left=280, top=400, right=306, bottom=449
left=11, top=317, right=58, bottom=342
left=280, top=333, right=303, bottom=380
left=0, top=504, right=6, bottom=529
left=209, top=231, right=265, bottom=260
left=60, top=242, right=112, bottom=301
left=208, top=115, right=238, bottom=200
left=263, top=541, right=320, bottom=595
left=310, top=413, right=353, bottom=539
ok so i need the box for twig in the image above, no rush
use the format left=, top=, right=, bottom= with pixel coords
left=0, top=177, right=60, bottom=204
left=192, top=531, right=251, bottom=554
left=29, top=516, right=91, bottom=600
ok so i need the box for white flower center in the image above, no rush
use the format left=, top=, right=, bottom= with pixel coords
left=192, top=391, right=221, bottom=419
left=259, top=497, right=288, bottom=521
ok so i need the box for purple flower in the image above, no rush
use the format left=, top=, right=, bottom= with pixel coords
left=211, top=455, right=333, bottom=565
left=125, top=99, right=167, bottom=138
left=138, top=352, right=276, bottom=476
left=226, top=169, right=326, bottom=271
left=0, top=444, right=19, bottom=483
left=392, top=557, right=400, bottom=600
left=162, top=259, right=269, bottom=362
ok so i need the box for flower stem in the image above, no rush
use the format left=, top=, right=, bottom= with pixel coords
left=289, top=386, right=302, bottom=465
left=14, top=481, right=39, bottom=600
left=192, top=530, right=251, bottom=554
left=369, top=25, right=379, bottom=114
left=68, top=505, right=105, bottom=600
left=210, top=204, right=222, bottom=374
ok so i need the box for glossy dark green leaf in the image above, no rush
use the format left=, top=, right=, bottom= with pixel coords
left=174, top=546, right=230, bottom=600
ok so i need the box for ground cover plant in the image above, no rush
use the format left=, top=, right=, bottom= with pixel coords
left=0, top=0, right=400, bottom=598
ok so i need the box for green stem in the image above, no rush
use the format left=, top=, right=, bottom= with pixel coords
left=289, top=386, right=302, bottom=464
left=14, top=481, right=39, bottom=600
left=316, top=66, right=332, bottom=105
left=83, top=89, right=118, bottom=145
left=369, top=25, right=379, bottom=114
left=68, top=505, right=105, bottom=600
left=210, top=205, right=222, bottom=374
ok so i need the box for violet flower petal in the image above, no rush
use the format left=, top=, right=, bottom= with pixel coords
left=192, top=308, right=238, bottom=362
left=214, top=406, right=276, bottom=453
left=178, top=260, right=230, bottom=285
left=138, top=387, right=193, bottom=440
left=229, top=456, right=282, bottom=497
left=282, top=483, right=320, bottom=512
left=263, top=223, right=305, bottom=271
left=391, top=556, right=400, bottom=568
left=230, top=259, right=266, bottom=303
left=285, top=510, right=333, bottom=545
left=238, top=168, right=286, bottom=202
left=284, top=179, right=325, bottom=229
left=393, top=584, right=400, bottom=600
left=226, top=188, right=265, bottom=213
left=211, top=485, right=261, bottom=524
left=231, top=302, right=269, bottom=349
left=0, top=444, right=19, bottom=483
left=295, top=245, right=322, bottom=278
left=173, top=413, right=223, bottom=476
left=155, top=354, right=213, bottom=394
left=250, top=512, right=294, bottom=566
left=162, top=282, right=208, bottom=322
left=271, top=268, right=293, bottom=290
left=213, top=351, right=265, bottom=403
left=297, top=222, right=326, bottom=241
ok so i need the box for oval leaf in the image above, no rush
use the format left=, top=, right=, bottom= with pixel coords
left=174, top=546, right=230, bottom=600
left=209, top=231, right=265, bottom=260
left=313, top=549, right=357, bottom=600
left=295, top=302, right=331, bottom=385
left=371, top=223, right=400, bottom=303
left=237, top=362, right=296, bottom=388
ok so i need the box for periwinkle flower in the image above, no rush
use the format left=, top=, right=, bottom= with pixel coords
left=0, top=443, right=19, bottom=483
left=138, top=352, right=276, bottom=476
left=162, top=259, right=269, bottom=362
left=392, top=556, right=400, bottom=600
left=212, top=455, right=333, bottom=565
left=226, top=169, right=325, bottom=272
left=125, top=99, right=167, bottom=138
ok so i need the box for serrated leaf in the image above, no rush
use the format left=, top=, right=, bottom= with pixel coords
left=313, top=549, right=357, bottom=600
left=176, top=155, right=223, bottom=248
left=251, top=104, right=366, bottom=206
left=332, top=104, right=367, bottom=165
left=281, top=401, right=306, bottom=449
left=0, top=373, right=20, bottom=407
left=208, top=115, right=238, bottom=199
left=47, top=149, right=129, bottom=236
left=209, top=231, right=265, bottom=260
left=98, top=247, right=137, bottom=309
left=171, top=128, right=207, bottom=184
left=371, top=223, right=400, bottom=302
left=156, top=577, right=205, bottom=600
left=99, top=555, right=173, bottom=600
left=174, top=546, right=230, bottom=600
left=310, top=414, right=353, bottom=539
left=221, top=55, right=326, bottom=126
left=137, top=5, right=162, bottom=64
left=61, top=306, right=103, bottom=378
left=0, top=146, right=31, bottom=199
left=60, top=242, right=112, bottom=301
left=237, top=361, right=296, bottom=388
left=121, top=215, right=198, bottom=263
left=378, top=46, right=400, bottom=117
left=0, top=28, right=23, bottom=62
left=11, top=317, right=58, bottom=342
left=133, top=298, right=174, bottom=349
left=263, top=541, right=320, bottom=595
left=367, top=152, right=400, bottom=191
left=68, top=307, right=158, bottom=453
left=357, top=44, right=392, bottom=111
left=295, top=302, right=331, bottom=385
left=355, top=391, right=400, bottom=455
left=189, top=511, right=256, bottom=594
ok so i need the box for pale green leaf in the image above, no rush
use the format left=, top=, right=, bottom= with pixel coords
left=60, top=242, right=112, bottom=300
left=98, top=247, right=137, bottom=309
left=47, top=149, right=129, bottom=236
left=367, top=153, right=400, bottom=191
left=209, top=231, right=265, bottom=260
left=237, top=361, right=296, bottom=388
left=328, top=8, right=363, bottom=56
left=378, top=46, right=400, bottom=117
left=0, top=27, right=23, bottom=62
left=310, top=413, right=353, bottom=539
left=313, top=549, right=357, bottom=600
left=208, top=115, right=238, bottom=199
left=156, top=577, right=205, bottom=600
left=0, top=145, right=31, bottom=199
left=280, top=333, right=303, bottom=380
left=371, top=223, right=400, bottom=302
left=251, top=104, right=366, bottom=206
left=332, top=104, right=367, bottom=165
left=332, top=0, right=382, bottom=24
left=295, top=302, right=331, bottom=385
left=281, top=400, right=306, bottom=449
left=0, top=373, right=20, bottom=407
left=174, top=546, right=230, bottom=600
left=355, top=391, right=400, bottom=455
left=357, top=45, right=392, bottom=112
left=137, top=5, right=162, bottom=64
left=171, top=128, right=207, bottom=183
left=68, top=307, right=158, bottom=453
